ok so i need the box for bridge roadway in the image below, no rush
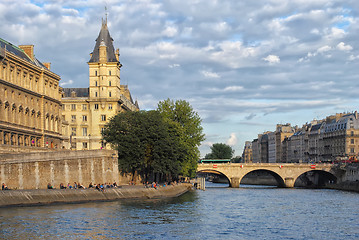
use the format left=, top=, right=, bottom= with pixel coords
left=197, top=163, right=335, bottom=188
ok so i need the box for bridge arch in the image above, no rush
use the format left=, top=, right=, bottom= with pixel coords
left=197, top=169, right=231, bottom=186
left=294, top=170, right=337, bottom=188
left=240, top=169, right=286, bottom=187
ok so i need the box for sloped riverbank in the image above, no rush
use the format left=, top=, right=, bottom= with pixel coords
left=0, top=184, right=192, bottom=208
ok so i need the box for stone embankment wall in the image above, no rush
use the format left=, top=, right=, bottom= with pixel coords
left=0, top=150, right=119, bottom=189
left=0, top=184, right=192, bottom=207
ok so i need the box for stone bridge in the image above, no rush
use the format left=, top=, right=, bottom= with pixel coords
left=197, top=163, right=337, bottom=188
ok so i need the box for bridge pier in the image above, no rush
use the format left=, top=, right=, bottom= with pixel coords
left=284, top=177, right=295, bottom=188
left=230, top=177, right=240, bottom=188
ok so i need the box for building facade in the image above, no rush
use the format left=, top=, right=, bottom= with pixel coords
left=0, top=38, right=62, bottom=152
left=61, top=20, right=139, bottom=150
left=245, top=112, right=359, bottom=163
left=242, top=141, right=253, bottom=163
left=320, top=112, right=359, bottom=162
left=275, top=124, right=294, bottom=162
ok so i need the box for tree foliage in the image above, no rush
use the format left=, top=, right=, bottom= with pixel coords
left=157, top=99, right=205, bottom=178
left=205, top=143, right=234, bottom=159
left=102, top=99, right=205, bottom=181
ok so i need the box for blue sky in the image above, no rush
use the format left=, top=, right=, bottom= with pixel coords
left=1, top=0, right=359, bottom=157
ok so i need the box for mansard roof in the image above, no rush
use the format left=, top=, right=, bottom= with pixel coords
left=62, top=88, right=89, bottom=98
left=0, top=38, right=47, bottom=69
left=89, top=20, right=118, bottom=63
left=310, top=123, right=322, bottom=132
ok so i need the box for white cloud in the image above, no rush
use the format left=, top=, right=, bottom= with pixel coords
left=60, top=79, right=73, bottom=86
left=223, top=86, right=244, bottom=92
left=317, top=45, right=331, bottom=53
left=169, top=63, right=180, bottom=68
left=263, top=55, right=280, bottom=64
left=201, top=70, right=220, bottom=78
left=162, top=26, right=178, bottom=37
left=226, top=133, right=237, bottom=146
left=349, top=55, right=359, bottom=61
left=337, top=42, right=353, bottom=51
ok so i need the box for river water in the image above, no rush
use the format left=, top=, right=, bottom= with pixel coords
left=0, top=183, right=358, bottom=240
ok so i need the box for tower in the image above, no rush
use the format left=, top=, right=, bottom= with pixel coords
left=61, top=19, right=139, bottom=150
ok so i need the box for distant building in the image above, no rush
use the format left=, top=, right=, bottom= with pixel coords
left=251, top=138, right=260, bottom=163
left=308, top=121, right=323, bottom=162
left=287, top=129, right=306, bottom=163
left=0, top=38, right=62, bottom=152
left=275, top=124, right=294, bottom=162
left=244, top=112, right=359, bottom=163
left=242, top=141, right=252, bottom=163
left=61, top=19, right=139, bottom=150
left=320, top=111, right=359, bottom=161
left=267, top=131, right=276, bottom=163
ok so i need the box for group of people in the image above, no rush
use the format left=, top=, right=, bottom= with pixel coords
left=4, top=180, right=181, bottom=191
left=51, top=181, right=119, bottom=191
left=1, top=183, right=10, bottom=190
left=144, top=181, right=179, bottom=189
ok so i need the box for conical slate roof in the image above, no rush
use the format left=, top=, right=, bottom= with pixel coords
left=89, top=20, right=118, bottom=63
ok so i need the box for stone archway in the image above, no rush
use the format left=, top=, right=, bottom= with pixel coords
left=240, top=169, right=286, bottom=187
left=294, top=170, right=337, bottom=188
left=197, top=169, right=231, bottom=186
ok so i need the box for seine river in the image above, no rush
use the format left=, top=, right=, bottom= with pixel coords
left=1, top=183, right=358, bottom=239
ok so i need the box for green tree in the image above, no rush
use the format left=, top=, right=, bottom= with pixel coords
left=205, top=143, right=234, bottom=159
left=157, top=99, right=205, bottom=177
left=231, top=156, right=242, bottom=163
left=102, top=110, right=183, bottom=182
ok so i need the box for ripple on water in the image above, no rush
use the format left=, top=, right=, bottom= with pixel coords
left=0, top=185, right=358, bottom=239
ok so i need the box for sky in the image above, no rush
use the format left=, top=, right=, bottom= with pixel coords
left=1, top=0, right=359, bottom=157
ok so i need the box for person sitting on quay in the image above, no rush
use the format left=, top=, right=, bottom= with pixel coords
left=59, top=183, right=67, bottom=189
left=88, top=182, right=94, bottom=188
left=73, top=182, right=78, bottom=189
left=67, top=183, right=73, bottom=189
left=2, top=183, right=9, bottom=190
left=47, top=183, right=54, bottom=189
left=78, top=183, right=86, bottom=189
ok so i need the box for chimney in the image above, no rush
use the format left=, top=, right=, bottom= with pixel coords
left=43, top=62, right=51, bottom=70
left=19, top=45, right=34, bottom=60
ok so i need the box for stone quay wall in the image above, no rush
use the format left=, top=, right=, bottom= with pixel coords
left=0, top=184, right=192, bottom=207
left=0, top=150, right=119, bottom=190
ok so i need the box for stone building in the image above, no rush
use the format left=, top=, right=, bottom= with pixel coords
left=251, top=138, right=260, bottom=163
left=61, top=19, right=139, bottom=150
left=260, top=132, right=269, bottom=163
left=242, top=141, right=253, bottom=163
left=267, top=131, right=276, bottom=163
left=275, top=124, right=294, bottom=162
left=308, top=122, right=323, bottom=162
left=320, top=112, right=359, bottom=162
left=287, top=129, right=306, bottom=163
left=0, top=38, right=62, bottom=152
